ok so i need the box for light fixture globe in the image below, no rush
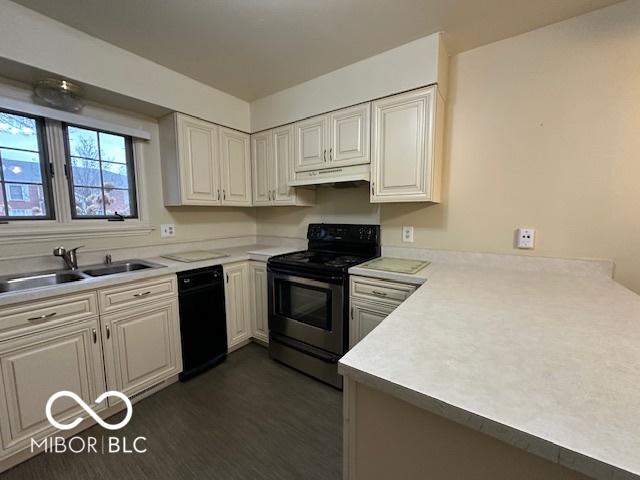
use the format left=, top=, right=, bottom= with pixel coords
left=34, top=78, right=85, bottom=112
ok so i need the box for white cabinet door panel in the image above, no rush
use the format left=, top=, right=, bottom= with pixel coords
left=224, top=262, right=251, bottom=348
left=371, top=86, right=437, bottom=202
left=272, top=125, right=296, bottom=204
left=178, top=116, right=220, bottom=204
left=102, top=299, right=181, bottom=401
left=350, top=301, right=396, bottom=348
left=294, top=115, right=328, bottom=172
left=249, top=262, right=269, bottom=343
left=251, top=131, right=272, bottom=205
left=220, top=128, right=252, bottom=206
left=330, top=103, right=370, bottom=167
left=0, top=319, right=105, bottom=456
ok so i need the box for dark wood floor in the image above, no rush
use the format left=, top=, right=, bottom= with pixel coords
left=1, top=343, right=342, bottom=480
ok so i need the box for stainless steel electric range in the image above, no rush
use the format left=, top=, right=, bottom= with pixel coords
left=267, top=223, right=381, bottom=389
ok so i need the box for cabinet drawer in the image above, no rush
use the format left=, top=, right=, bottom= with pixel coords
left=0, top=292, right=98, bottom=341
left=98, top=275, right=177, bottom=314
left=350, top=276, right=416, bottom=306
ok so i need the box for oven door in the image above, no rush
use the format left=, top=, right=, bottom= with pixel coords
left=268, top=268, right=345, bottom=355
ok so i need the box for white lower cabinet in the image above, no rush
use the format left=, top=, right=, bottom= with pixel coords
left=0, top=317, right=106, bottom=457
left=224, top=262, right=252, bottom=349
left=249, top=261, right=269, bottom=343
left=101, top=299, right=182, bottom=402
left=349, top=300, right=396, bottom=348
left=349, top=276, right=417, bottom=348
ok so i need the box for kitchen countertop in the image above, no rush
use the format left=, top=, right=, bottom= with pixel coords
left=339, top=262, right=640, bottom=480
left=0, top=244, right=298, bottom=307
left=349, top=262, right=430, bottom=285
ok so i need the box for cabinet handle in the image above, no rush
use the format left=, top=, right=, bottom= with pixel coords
left=272, top=190, right=276, bottom=200
left=133, top=290, right=152, bottom=297
left=371, top=182, right=374, bottom=195
left=92, top=328, right=97, bottom=344
left=106, top=325, right=111, bottom=340
left=268, top=190, right=271, bottom=201
left=350, top=306, right=353, bottom=319
left=223, top=189, right=226, bottom=200
left=217, top=189, right=220, bottom=201
left=329, top=147, right=332, bottom=162
left=371, top=290, right=388, bottom=297
left=323, top=149, right=326, bottom=162
left=226, top=274, right=229, bottom=283
left=27, top=312, right=56, bottom=322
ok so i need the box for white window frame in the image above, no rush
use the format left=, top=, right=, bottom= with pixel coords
left=0, top=107, right=152, bottom=244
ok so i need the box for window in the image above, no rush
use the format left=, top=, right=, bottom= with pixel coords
left=63, top=125, right=137, bottom=219
left=0, top=110, right=54, bottom=220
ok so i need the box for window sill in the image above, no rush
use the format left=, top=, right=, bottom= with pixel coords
left=0, top=223, right=154, bottom=244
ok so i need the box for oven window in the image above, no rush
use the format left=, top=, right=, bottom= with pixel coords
left=275, top=279, right=332, bottom=331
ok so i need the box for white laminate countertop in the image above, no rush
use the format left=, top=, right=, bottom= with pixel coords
left=0, top=244, right=298, bottom=307
left=349, top=263, right=429, bottom=285
left=339, top=262, right=640, bottom=480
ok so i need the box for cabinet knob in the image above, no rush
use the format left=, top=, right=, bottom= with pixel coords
left=92, top=328, right=97, bottom=344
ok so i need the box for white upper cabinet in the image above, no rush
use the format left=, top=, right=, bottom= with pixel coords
left=294, top=114, right=328, bottom=172
left=219, top=127, right=252, bottom=206
left=294, top=104, right=370, bottom=174
left=160, top=113, right=221, bottom=206
left=329, top=103, right=370, bottom=167
left=160, top=113, right=251, bottom=206
left=251, top=131, right=272, bottom=206
left=370, top=85, right=443, bottom=203
left=251, top=125, right=315, bottom=206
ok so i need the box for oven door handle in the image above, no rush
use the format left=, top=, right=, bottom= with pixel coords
left=269, top=270, right=343, bottom=288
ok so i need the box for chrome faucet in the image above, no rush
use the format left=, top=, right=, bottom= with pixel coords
left=53, top=245, right=84, bottom=270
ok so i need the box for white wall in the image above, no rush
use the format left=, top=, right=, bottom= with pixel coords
left=0, top=0, right=250, bottom=131
left=250, top=33, right=447, bottom=132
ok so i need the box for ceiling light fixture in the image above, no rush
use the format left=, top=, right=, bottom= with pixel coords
left=34, top=78, right=85, bottom=112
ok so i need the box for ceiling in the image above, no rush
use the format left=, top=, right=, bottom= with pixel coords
left=12, top=0, right=622, bottom=101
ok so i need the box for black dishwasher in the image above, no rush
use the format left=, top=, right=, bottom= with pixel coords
left=177, top=266, right=227, bottom=381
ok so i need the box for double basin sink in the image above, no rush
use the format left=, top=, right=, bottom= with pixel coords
left=0, top=260, right=164, bottom=294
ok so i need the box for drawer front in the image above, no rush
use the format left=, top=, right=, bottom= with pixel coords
left=99, top=275, right=177, bottom=314
left=350, top=276, right=416, bottom=306
left=0, top=292, right=98, bottom=341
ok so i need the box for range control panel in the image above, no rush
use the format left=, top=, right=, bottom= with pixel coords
left=307, top=224, right=380, bottom=244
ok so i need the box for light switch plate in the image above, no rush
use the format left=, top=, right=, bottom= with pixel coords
left=402, top=226, right=414, bottom=243
left=161, top=224, right=175, bottom=238
left=516, top=228, right=535, bottom=249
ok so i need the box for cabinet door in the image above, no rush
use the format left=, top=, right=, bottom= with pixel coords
left=272, top=125, right=296, bottom=204
left=224, top=262, right=251, bottom=349
left=220, top=127, right=252, bottom=206
left=177, top=115, right=220, bottom=204
left=249, top=262, right=269, bottom=343
left=294, top=114, right=328, bottom=172
left=371, top=86, right=436, bottom=202
left=329, top=103, right=370, bottom=167
left=0, top=319, right=105, bottom=456
left=350, top=301, right=396, bottom=348
left=102, top=299, right=182, bottom=401
left=251, top=131, right=272, bottom=206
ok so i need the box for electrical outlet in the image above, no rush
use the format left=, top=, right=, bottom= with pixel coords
left=161, top=224, right=175, bottom=238
left=402, top=226, right=414, bottom=243
left=516, top=228, right=535, bottom=249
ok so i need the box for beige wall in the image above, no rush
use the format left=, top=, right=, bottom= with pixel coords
left=258, top=1, right=640, bottom=293
left=382, top=0, right=640, bottom=292
left=256, top=185, right=379, bottom=240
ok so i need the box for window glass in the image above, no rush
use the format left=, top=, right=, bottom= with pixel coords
left=0, top=111, right=52, bottom=220
left=65, top=125, right=137, bottom=219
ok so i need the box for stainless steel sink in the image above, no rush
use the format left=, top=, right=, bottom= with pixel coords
left=81, top=260, right=163, bottom=277
left=0, top=271, right=87, bottom=293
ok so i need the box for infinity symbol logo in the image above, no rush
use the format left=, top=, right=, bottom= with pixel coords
left=45, top=391, right=133, bottom=431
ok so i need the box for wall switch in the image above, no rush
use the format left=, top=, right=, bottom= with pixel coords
left=161, top=224, right=175, bottom=238
left=402, top=226, right=414, bottom=243
left=516, top=228, right=535, bottom=249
